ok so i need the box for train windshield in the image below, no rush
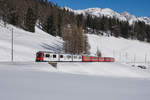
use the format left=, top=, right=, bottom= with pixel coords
left=36, top=52, right=42, bottom=57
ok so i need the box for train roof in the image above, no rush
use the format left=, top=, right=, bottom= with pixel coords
left=37, top=51, right=92, bottom=56
left=37, top=51, right=57, bottom=53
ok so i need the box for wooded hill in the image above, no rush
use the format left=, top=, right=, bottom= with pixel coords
left=0, top=0, right=150, bottom=54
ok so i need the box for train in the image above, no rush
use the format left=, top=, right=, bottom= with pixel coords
left=36, top=51, right=115, bottom=62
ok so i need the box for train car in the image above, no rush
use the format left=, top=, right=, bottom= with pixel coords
left=36, top=51, right=59, bottom=62
left=44, top=52, right=59, bottom=62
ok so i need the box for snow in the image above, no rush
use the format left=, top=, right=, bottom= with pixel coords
left=87, top=34, right=150, bottom=64
left=57, top=62, right=150, bottom=78
left=0, top=62, right=150, bottom=100
left=121, top=12, right=137, bottom=25
left=138, top=17, right=150, bottom=25
left=0, top=20, right=63, bottom=61
left=0, top=21, right=150, bottom=100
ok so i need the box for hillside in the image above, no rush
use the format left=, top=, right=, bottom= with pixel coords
left=0, top=21, right=150, bottom=100
left=0, top=21, right=150, bottom=77
left=1, top=20, right=150, bottom=64
left=0, top=20, right=63, bottom=61
left=88, top=34, right=150, bottom=63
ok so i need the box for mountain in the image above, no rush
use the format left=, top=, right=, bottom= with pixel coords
left=64, top=7, right=150, bottom=25
left=120, top=12, right=137, bottom=25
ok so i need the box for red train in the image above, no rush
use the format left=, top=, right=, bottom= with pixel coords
left=36, top=51, right=115, bottom=62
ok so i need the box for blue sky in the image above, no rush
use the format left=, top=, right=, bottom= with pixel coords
left=49, top=0, right=150, bottom=17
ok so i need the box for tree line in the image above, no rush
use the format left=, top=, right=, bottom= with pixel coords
left=79, top=14, right=150, bottom=42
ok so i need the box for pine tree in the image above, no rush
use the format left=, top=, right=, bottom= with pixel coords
left=112, top=24, right=121, bottom=37
left=25, top=8, right=37, bottom=32
left=9, top=8, right=19, bottom=26
left=120, top=22, right=130, bottom=38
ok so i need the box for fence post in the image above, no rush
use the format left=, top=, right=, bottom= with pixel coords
left=125, top=52, right=128, bottom=63
left=113, top=50, right=115, bottom=58
left=134, top=54, right=136, bottom=65
left=145, top=54, right=147, bottom=64
left=119, top=52, right=121, bottom=63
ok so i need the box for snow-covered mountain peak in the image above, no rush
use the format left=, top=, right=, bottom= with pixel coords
left=64, top=7, right=150, bottom=25
left=68, top=7, right=126, bottom=21
left=101, top=8, right=114, bottom=13
left=138, top=17, right=150, bottom=25
left=120, top=11, right=137, bottom=25
left=63, top=6, right=74, bottom=12
left=121, top=12, right=136, bottom=19
left=100, top=8, right=126, bottom=21
left=84, top=8, right=102, bottom=12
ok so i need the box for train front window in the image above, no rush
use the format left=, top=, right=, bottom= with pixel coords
left=36, top=53, right=41, bottom=57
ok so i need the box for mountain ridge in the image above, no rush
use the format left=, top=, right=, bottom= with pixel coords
left=64, top=7, right=150, bottom=25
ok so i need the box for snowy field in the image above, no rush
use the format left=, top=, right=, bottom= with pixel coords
left=0, top=62, right=150, bottom=100
left=0, top=21, right=150, bottom=100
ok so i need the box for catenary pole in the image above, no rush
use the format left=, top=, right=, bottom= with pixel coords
left=11, top=28, right=13, bottom=62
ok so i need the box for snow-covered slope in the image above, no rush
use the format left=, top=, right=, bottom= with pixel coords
left=0, top=21, right=150, bottom=78
left=0, top=21, right=63, bottom=61
left=88, top=34, right=150, bottom=64
left=64, top=7, right=150, bottom=25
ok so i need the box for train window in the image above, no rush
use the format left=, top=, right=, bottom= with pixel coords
left=45, top=54, right=50, bottom=58
left=79, top=56, right=81, bottom=59
left=60, top=55, right=63, bottom=58
left=67, top=55, right=71, bottom=59
left=74, top=56, right=77, bottom=59
left=53, top=55, right=56, bottom=58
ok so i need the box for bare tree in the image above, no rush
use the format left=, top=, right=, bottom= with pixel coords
left=62, top=24, right=90, bottom=55
left=96, top=49, right=102, bottom=57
